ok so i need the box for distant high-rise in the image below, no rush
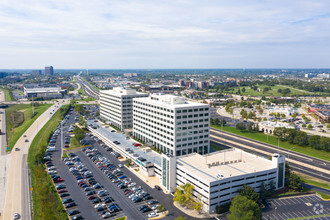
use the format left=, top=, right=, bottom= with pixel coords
left=45, top=66, right=54, bottom=75
left=32, top=70, right=41, bottom=75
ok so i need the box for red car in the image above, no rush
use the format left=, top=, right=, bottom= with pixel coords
left=57, top=189, right=68, bottom=193
left=88, top=195, right=96, bottom=200
left=133, top=143, right=141, bottom=147
left=64, top=144, right=70, bottom=148
left=53, top=178, right=64, bottom=183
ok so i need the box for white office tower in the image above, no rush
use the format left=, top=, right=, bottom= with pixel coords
left=100, top=87, right=148, bottom=131
left=161, top=149, right=286, bottom=213
left=133, top=94, right=210, bottom=156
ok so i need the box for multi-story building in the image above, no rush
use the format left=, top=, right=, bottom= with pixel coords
left=24, top=87, right=66, bottom=99
left=45, top=66, right=54, bottom=75
left=133, top=94, right=210, bottom=156
left=161, top=149, right=285, bottom=213
left=100, top=87, right=148, bottom=131
left=32, top=70, right=41, bottom=75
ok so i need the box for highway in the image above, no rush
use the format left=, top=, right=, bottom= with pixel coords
left=75, top=75, right=99, bottom=100
left=210, top=128, right=330, bottom=183
left=1, top=102, right=65, bottom=220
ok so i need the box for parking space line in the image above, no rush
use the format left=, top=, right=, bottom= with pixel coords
left=295, top=197, right=306, bottom=204
left=273, top=200, right=281, bottom=206
left=282, top=212, right=290, bottom=219
left=300, top=196, right=310, bottom=203
left=279, top=199, right=288, bottom=205
left=286, top=212, right=295, bottom=218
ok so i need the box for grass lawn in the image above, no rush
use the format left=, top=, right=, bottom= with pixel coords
left=27, top=107, right=68, bottom=220
left=0, top=87, right=15, bottom=101
left=6, top=104, right=52, bottom=151
left=227, top=85, right=323, bottom=97
left=211, top=125, right=330, bottom=162
left=312, top=190, right=330, bottom=200
left=299, top=174, right=330, bottom=190
left=69, top=135, right=83, bottom=149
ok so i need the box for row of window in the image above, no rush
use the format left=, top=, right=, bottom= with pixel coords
left=176, top=113, right=209, bottom=119
left=134, top=115, right=174, bottom=130
left=133, top=110, right=174, bottom=124
left=134, top=105, right=174, bottom=118
left=176, top=146, right=208, bottom=156
left=176, top=108, right=209, bottom=114
left=177, top=118, right=209, bottom=125
left=134, top=129, right=174, bottom=147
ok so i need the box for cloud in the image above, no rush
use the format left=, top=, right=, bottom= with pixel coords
left=0, top=0, right=330, bottom=68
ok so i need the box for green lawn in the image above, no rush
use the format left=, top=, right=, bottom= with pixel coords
left=300, top=176, right=330, bottom=190
left=6, top=104, right=52, bottom=151
left=69, top=135, right=83, bottom=149
left=211, top=125, right=330, bottom=162
left=312, top=190, right=330, bottom=200
left=0, top=87, right=15, bottom=101
left=225, top=85, right=323, bottom=97
left=27, top=107, right=68, bottom=220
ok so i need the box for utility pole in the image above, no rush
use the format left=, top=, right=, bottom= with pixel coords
left=32, top=95, right=34, bottom=115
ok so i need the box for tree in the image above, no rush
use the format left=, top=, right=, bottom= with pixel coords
left=259, top=182, right=268, bottom=201
left=210, top=117, right=214, bottom=125
left=319, top=137, right=330, bottom=152
left=242, top=87, right=246, bottom=93
left=193, top=196, right=203, bottom=213
left=236, top=122, right=246, bottom=131
left=74, top=104, right=83, bottom=112
left=227, top=195, right=262, bottom=220
left=293, top=131, right=308, bottom=146
left=327, top=124, right=330, bottom=129
left=173, top=183, right=195, bottom=208
left=302, top=123, right=306, bottom=128
left=288, top=172, right=303, bottom=192
left=78, top=115, right=87, bottom=128
left=214, top=118, right=220, bottom=126
left=239, top=185, right=259, bottom=202
left=308, top=135, right=320, bottom=149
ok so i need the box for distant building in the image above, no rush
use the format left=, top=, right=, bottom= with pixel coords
left=317, top=73, right=330, bottom=79
left=198, top=81, right=209, bottom=89
left=24, top=87, right=66, bottom=99
left=45, top=66, right=54, bottom=75
left=186, top=81, right=194, bottom=88
left=307, top=104, right=330, bottom=122
left=123, top=73, right=138, bottom=77
left=179, top=79, right=185, bottom=87
left=32, top=70, right=41, bottom=75
left=258, top=121, right=296, bottom=134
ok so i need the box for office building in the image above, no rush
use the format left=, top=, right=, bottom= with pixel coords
left=45, top=66, right=54, bottom=75
left=133, top=94, right=210, bottom=156
left=24, top=87, right=66, bottom=99
left=32, top=70, right=41, bottom=75
left=100, top=87, right=148, bottom=131
left=161, top=149, right=285, bottom=213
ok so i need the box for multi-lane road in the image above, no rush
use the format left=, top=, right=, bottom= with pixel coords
left=75, top=75, right=99, bottom=99
left=210, top=128, right=330, bottom=182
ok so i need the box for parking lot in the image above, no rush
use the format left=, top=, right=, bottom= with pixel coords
left=42, top=105, right=190, bottom=220
left=262, top=194, right=330, bottom=220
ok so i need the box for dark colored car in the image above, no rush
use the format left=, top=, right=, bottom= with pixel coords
left=60, top=193, right=70, bottom=197
left=68, top=210, right=80, bottom=216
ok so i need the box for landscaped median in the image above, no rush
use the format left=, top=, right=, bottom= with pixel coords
left=27, top=105, right=71, bottom=220
left=6, top=103, right=52, bottom=151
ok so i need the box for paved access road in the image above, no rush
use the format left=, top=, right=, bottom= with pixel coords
left=262, top=194, right=330, bottom=220
left=1, top=102, right=65, bottom=220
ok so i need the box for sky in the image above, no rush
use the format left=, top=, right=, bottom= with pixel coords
left=1, top=0, right=330, bottom=69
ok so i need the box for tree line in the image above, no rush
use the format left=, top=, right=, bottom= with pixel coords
left=274, top=127, right=329, bottom=152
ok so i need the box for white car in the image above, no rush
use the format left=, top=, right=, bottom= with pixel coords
left=48, top=170, right=57, bottom=175
left=94, top=203, right=106, bottom=209
left=148, top=212, right=158, bottom=218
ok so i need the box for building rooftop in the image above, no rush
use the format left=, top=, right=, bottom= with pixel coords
left=101, top=87, right=147, bottom=96
left=135, top=94, right=209, bottom=109
left=176, top=149, right=274, bottom=184
left=24, top=87, right=62, bottom=93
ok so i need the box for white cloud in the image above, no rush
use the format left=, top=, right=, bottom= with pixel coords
left=0, top=0, right=330, bottom=68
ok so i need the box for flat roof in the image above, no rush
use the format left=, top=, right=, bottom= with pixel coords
left=24, top=87, right=62, bottom=93
left=101, top=87, right=147, bottom=96
left=176, top=149, right=274, bottom=184
left=134, top=95, right=209, bottom=109
left=88, top=120, right=161, bottom=167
